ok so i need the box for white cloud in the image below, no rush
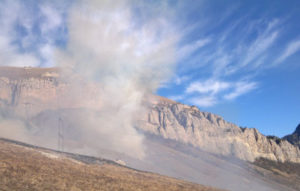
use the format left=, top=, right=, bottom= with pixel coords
left=252, top=55, right=266, bottom=69
left=0, top=1, right=39, bottom=67
left=177, top=79, right=257, bottom=107
left=174, top=75, right=190, bottom=85
left=159, top=74, right=190, bottom=88
left=224, top=81, right=257, bottom=100
left=188, top=96, right=217, bottom=107
left=175, top=19, right=280, bottom=108
left=275, top=39, right=300, bottom=64
left=40, top=4, right=63, bottom=34
left=213, top=52, right=232, bottom=76
left=179, top=19, right=282, bottom=78
left=186, top=79, right=230, bottom=94
left=0, top=0, right=67, bottom=67
left=242, top=30, right=278, bottom=67
left=184, top=79, right=230, bottom=107
left=177, top=38, right=211, bottom=61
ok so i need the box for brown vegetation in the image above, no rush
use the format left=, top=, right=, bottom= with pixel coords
left=253, top=157, right=300, bottom=191
left=254, top=157, right=300, bottom=177
left=0, top=139, right=222, bottom=191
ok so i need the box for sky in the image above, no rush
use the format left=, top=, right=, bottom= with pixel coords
left=0, top=0, right=299, bottom=137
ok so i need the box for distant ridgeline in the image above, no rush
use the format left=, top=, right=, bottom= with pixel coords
left=283, top=124, right=300, bottom=149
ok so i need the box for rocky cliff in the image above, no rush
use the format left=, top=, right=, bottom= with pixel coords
left=0, top=67, right=102, bottom=118
left=0, top=66, right=299, bottom=163
left=138, top=98, right=300, bottom=162
left=284, top=124, right=300, bottom=149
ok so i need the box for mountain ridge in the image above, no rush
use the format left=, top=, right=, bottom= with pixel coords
left=0, top=66, right=299, bottom=163
left=283, top=124, right=300, bottom=149
left=137, top=98, right=300, bottom=162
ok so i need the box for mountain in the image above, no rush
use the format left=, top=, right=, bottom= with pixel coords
left=0, top=138, right=220, bottom=191
left=1, top=66, right=300, bottom=190
left=138, top=96, right=300, bottom=163
left=283, top=124, right=300, bottom=149
left=0, top=66, right=299, bottom=163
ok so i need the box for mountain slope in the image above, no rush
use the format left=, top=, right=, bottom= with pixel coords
left=6, top=107, right=297, bottom=191
left=0, top=138, right=221, bottom=191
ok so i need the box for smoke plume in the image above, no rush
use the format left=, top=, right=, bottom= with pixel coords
left=54, top=0, right=178, bottom=158
left=0, top=0, right=178, bottom=158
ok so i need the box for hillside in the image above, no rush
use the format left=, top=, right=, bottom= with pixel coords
left=0, top=138, right=220, bottom=191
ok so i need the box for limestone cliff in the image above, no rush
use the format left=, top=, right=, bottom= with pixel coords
left=138, top=98, right=300, bottom=162
left=0, top=66, right=299, bottom=163
left=0, top=67, right=102, bottom=118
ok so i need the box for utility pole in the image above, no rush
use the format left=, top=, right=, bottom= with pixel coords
left=58, top=117, right=64, bottom=152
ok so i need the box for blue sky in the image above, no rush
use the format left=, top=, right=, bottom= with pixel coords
left=0, top=0, right=299, bottom=137
left=157, top=0, right=300, bottom=137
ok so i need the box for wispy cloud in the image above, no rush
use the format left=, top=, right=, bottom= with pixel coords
left=176, top=38, right=211, bottom=61
left=242, top=30, right=278, bottom=68
left=40, top=4, right=63, bottom=34
left=188, top=96, right=217, bottom=107
left=163, top=16, right=283, bottom=108
left=223, top=20, right=280, bottom=75
left=275, top=39, right=300, bottom=64
left=174, top=75, right=190, bottom=85
left=186, top=80, right=230, bottom=95
left=174, top=18, right=282, bottom=80
left=224, top=81, right=257, bottom=100
left=172, top=79, right=258, bottom=107
left=0, top=0, right=67, bottom=67
left=0, top=1, right=38, bottom=67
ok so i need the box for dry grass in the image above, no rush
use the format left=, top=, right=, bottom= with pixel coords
left=253, top=157, right=300, bottom=191
left=0, top=140, right=222, bottom=191
left=254, top=157, right=300, bottom=177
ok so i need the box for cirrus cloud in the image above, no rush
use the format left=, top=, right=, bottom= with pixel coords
left=170, top=79, right=258, bottom=107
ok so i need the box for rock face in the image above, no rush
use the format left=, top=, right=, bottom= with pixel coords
left=137, top=99, right=300, bottom=163
left=283, top=124, right=300, bottom=149
left=0, top=67, right=102, bottom=118
left=0, top=66, right=300, bottom=163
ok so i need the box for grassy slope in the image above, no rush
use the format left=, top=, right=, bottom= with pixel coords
left=253, top=157, right=300, bottom=191
left=0, top=139, right=222, bottom=191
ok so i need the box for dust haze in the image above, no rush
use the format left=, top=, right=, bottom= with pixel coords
left=0, top=0, right=178, bottom=158
left=0, top=1, right=298, bottom=191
